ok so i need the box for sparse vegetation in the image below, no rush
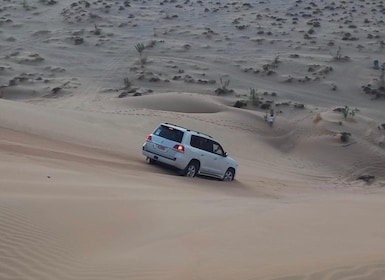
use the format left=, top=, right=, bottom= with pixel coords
left=361, top=68, right=385, bottom=99
left=262, top=54, right=280, bottom=72
left=334, top=106, right=356, bottom=119
left=94, top=24, right=101, bottom=35
left=22, top=0, right=29, bottom=8
left=357, top=175, right=375, bottom=183
left=330, top=46, right=350, bottom=61
left=249, top=88, right=260, bottom=106
left=220, top=78, right=230, bottom=90
left=233, top=100, right=247, bottom=108
left=215, top=78, right=233, bottom=95
left=340, top=132, right=351, bottom=143
left=341, top=105, right=355, bottom=119
left=123, top=77, right=131, bottom=89
left=135, top=42, right=146, bottom=66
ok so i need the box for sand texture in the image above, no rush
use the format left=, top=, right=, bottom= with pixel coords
left=1, top=0, right=385, bottom=279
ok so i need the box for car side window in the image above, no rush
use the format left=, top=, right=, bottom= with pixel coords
left=212, top=141, right=224, bottom=156
left=191, top=135, right=212, bottom=152
left=190, top=135, right=200, bottom=149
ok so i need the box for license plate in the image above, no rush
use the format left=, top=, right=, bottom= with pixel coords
left=157, top=144, right=166, bottom=150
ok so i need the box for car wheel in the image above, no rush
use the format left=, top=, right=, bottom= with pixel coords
left=184, top=161, right=199, bottom=177
left=223, top=168, right=235, bottom=181
left=146, top=157, right=155, bottom=164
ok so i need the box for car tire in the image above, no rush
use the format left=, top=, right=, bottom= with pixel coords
left=184, top=161, right=199, bottom=177
left=222, top=168, right=235, bottom=181
left=146, top=157, right=155, bottom=164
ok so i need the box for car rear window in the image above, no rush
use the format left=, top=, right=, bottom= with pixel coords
left=154, top=125, right=184, bottom=143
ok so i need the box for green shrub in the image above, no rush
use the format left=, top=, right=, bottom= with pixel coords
left=135, top=42, right=146, bottom=65
left=341, top=105, right=355, bottom=119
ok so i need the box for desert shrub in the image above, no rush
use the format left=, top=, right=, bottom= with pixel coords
left=294, top=103, right=305, bottom=109
left=260, top=102, right=271, bottom=110
left=135, top=42, right=146, bottom=65
left=249, top=88, right=259, bottom=105
left=118, top=92, right=128, bottom=98
left=94, top=24, right=101, bottom=35
left=215, top=78, right=233, bottom=95
left=233, top=100, right=247, bottom=108
left=340, top=132, right=351, bottom=143
left=220, top=78, right=230, bottom=90
left=330, top=46, right=350, bottom=61
left=262, top=54, right=280, bottom=72
left=341, top=105, right=355, bottom=119
left=334, top=106, right=356, bottom=119
left=357, top=175, right=375, bottom=183
left=123, top=77, right=131, bottom=89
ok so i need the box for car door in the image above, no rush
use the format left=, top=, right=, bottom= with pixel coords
left=208, top=140, right=228, bottom=177
left=190, top=135, right=214, bottom=175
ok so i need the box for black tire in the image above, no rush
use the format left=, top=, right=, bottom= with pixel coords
left=146, top=157, right=155, bottom=164
left=184, top=161, right=199, bottom=177
left=222, top=168, right=235, bottom=181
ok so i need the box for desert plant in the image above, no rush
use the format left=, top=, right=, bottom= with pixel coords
left=341, top=105, right=355, bottom=119
left=215, top=78, right=232, bottom=95
left=340, top=132, right=351, bottom=143
left=330, top=46, right=350, bottom=61
left=94, top=24, right=101, bottom=35
left=220, top=78, right=230, bottom=91
left=135, top=42, right=146, bottom=65
left=332, top=46, right=342, bottom=60
left=380, top=68, right=385, bottom=88
left=123, top=77, right=131, bottom=89
left=249, top=88, right=259, bottom=106
left=262, top=54, right=280, bottom=72
left=272, top=54, right=280, bottom=68
left=233, top=100, right=247, bottom=108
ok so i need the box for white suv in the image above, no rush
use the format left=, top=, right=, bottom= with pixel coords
left=142, top=123, right=238, bottom=181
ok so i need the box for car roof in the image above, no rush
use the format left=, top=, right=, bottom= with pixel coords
left=161, top=123, right=213, bottom=139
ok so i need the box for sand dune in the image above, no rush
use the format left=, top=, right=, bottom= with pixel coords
left=1, top=0, right=385, bottom=279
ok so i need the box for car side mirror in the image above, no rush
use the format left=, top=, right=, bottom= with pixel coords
left=224, top=152, right=228, bottom=157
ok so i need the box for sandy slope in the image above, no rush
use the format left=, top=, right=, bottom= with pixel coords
left=1, top=0, right=385, bottom=279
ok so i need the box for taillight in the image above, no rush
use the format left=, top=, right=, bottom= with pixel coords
left=173, top=144, right=184, bottom=152
left=146, top=134, right=152, bottom=141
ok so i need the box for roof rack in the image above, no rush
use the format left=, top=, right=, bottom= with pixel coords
left=164, top=122, right=212, bottom=138
left=164, top=122, right=187, bottom=130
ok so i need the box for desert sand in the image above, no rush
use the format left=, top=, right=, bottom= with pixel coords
left=1, top=0, right=385, bottom=279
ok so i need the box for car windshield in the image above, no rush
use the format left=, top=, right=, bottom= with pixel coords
left=154, top=125, right=184, bottom=143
